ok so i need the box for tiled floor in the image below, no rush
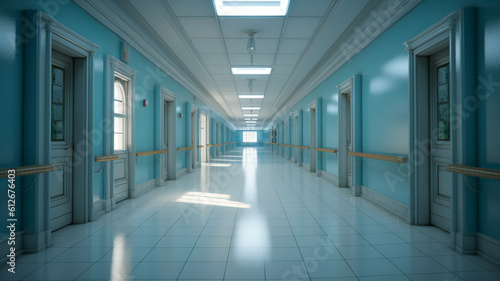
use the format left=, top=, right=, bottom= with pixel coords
left=2, top=147, right=499, bottom=280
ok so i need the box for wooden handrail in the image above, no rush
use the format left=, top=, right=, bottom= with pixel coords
left=177, top=147, right=193, bottom=151
left=136, top=150, right=167, bottom=157
left=295, top=145, right=310, bottom=149
left=315, top=148, right=337, bottom=153
left=349, top=151, right=406, bottom=163
left=0, top=164, right=55, bottom=178
left=447, top=164, right=500, bottom=181
left=95, top=155, right=119, bottom=162
left=207, top=144, right=214, bottom=147
left=197, top=145, right=204, bottom=148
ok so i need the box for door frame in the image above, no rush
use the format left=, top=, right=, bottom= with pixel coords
left=26, top=11, right=98, bottom=250
left=294, top=112, right=299, bottom=164
left=160, top=86, right=177, bottom=180
left=309, top=101, right=316, bottom=173
left=200, top=112, right=209, bottom=163
left=191, top=104, right=198, bottom=169
left=405, top=9, right=476, bottom=253
left=337, top=75, right=362, bottom=194
left=106, top=55, right=136, bottom=202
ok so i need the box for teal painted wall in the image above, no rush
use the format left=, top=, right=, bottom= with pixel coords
left=0, top=0, right=234, bottom=238
left=269, top=0, right=500, bottom=240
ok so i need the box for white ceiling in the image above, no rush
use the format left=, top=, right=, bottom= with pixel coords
left=88, top=0, right=416, bottom=129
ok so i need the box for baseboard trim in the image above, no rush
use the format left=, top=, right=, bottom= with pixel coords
left=131, top=179, right=156, bottom=198
left=0, top=231, right=25, bottom=263
left=477, top=233, right=500, bottom=266
left=318, top=170, right=338, bottom=186
left=91, top=199, right=106, bottom=221
left=177, top=168, right=187, bottom=179
left=302, top=163, right=310, bottom=172
left=360, top=186, right=408, bottom=222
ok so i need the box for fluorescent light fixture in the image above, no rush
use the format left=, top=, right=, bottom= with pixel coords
left=242, top=107, right=261, bottom=110
left=244, top=114, right=258, bottom=117
left=239, top=95, right=264, bottom=99
left=246, top=121, right=257, bottom=124
left=231, top=67, right=272, bottom=75
left=245, top=118, right=258, bottom=120
left=214, top=0, right=290, bottom=16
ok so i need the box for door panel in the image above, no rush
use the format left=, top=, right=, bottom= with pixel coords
left=429, top=49, right=451, bottom=232
left=164, top=101, right=168, bottom=180
left=114, top=152, right=128, bottom=202
left=50, top=51, right=73, bottom=231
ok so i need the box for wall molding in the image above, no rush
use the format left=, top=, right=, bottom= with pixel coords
left=477, top=233, right=500, bottom=266
left=318, top=170, right=338, bottom=186
left=360, top=186, right=409, bottom=222
left=0, top=231, right=25, bottom=263
left=131, top=179, right=156, bottom=198
left=176, top=168, right=188, bottom=179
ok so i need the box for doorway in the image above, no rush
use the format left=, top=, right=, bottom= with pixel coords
left=162, top=87, right=177, bottom=180
left=200, top=113, right=208, bottom=163
left=339, top=90, right=352, bottom=188
left=310, top=104, right=316, bottom=173
left=293, top=113, right=300, bottom=164
left=113, top=75, right=131, bottom=203
left=49, top=51, right=74, bottom=231
left=191, top=106, right=198, bottom=169
left=429, top=48, right=452, bottom=232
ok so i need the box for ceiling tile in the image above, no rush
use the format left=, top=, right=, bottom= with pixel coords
left=224, top=39, right=279, bottom=54
left=228, top=54, right=275, bottom=65
left=178, top=17, right=220, bottom=38
left=167, top=0, right=215, bottom=16
left=206, top=65, right=231, bottom=74
left=283, top=17, right=322, bottom=38
left=275, top=53, right=301, bottom=66
left=219, top=17, right=285, bottom=38
left=191, top=39, right=225, bottom=53
left=212, top=74, right=233, bottom=81
left=200, top=54, right=229, bottom=65
left=278, top=39, right=309, bottom=53
left=288, top=0, right=333, bottom=16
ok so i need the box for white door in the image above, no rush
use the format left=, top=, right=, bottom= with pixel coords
left=50, top=51, right=74, bottom=231
left=164, top=101, right=168, bottom=180
left=191, top=110, right=196, bottom=168
left=429, top=49, right=452, bottom=232
left=113, top=77, right=129, bottom=203
left=310, top=108, right=316, bottom=172
left=346, top=93, right=352, bottom=187
left=200, top=113, right=207, bottom=163
left=294, top=115, right=299, bottom=163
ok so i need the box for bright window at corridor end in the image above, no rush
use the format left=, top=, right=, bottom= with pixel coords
left=243, top=131, right=257, bottom=143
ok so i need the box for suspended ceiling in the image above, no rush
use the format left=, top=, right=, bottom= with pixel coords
left=74, top=0, right=422, bottom=129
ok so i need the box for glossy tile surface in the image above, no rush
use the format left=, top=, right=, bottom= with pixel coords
left=1, top=147, right=499, bottom=280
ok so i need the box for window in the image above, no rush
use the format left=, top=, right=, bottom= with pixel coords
left=243, top=131, right=257, bottom=143
left=114, top=78, right=126, bottom=150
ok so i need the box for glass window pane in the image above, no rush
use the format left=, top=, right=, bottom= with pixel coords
left=243, top=131, right=257, bottom=143
left=51, top=66, right=65, bottom=141
left=114, top=81, right=125, bottom=101
left=114, top=100, right=124, bottom=115
left=114, top=133, right=124, bottom=150
left=114, top=117, right=124, bottom=133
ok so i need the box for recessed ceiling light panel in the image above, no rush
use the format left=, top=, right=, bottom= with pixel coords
left=231, top=67, right=272, bottom=75
left=244, top=114, right=258, bottom=117
left=239, top=95, right=264, bottom=99
left=214, top=0, right=290, bottom=16
left=242, top=107, right=261, bottom=110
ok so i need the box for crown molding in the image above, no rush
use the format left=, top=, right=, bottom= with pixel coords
left=268, top=0, right=423, bottom=125
left=73, top=0, right=236, bottom=127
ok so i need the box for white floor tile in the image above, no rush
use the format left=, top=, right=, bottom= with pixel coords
left=11, top=148, right=500, bottom=281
